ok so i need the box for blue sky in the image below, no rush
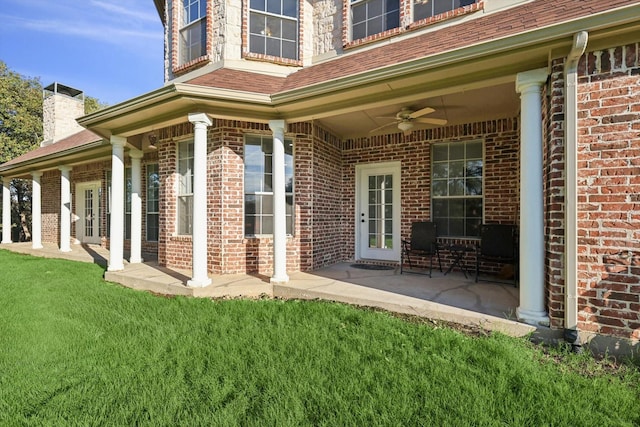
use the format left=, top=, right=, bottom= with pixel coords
left=0, top=0, right=164, bottom=106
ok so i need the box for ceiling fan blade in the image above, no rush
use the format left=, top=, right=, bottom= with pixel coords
left=414, top=117, right=448, bottom=126
left=409, top=107, right=435, bottom=119
left=376, top=115, right=401, bottom=120
left=369, top=121, right=398, bottom=133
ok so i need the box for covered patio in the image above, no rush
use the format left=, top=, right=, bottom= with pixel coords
left=1, top=242, right=532, bottom=337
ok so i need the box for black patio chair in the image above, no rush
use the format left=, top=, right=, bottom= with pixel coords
left=475, top=224, right=518, bottom=287
left=401, top=221, right=442, bottom=277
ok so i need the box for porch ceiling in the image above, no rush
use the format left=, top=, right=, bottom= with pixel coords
left=315, top=82, right=520, bottom=139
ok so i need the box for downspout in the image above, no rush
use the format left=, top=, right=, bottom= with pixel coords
left=564, top=31, right=588, bottom=351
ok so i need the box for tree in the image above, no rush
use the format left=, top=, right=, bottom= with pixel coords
left=0, top=60, right=108, bottom=241
left=0, top=61, right=43, bottom=164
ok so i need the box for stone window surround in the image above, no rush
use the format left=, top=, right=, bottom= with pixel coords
left=342, top=0, right=484, bottom=49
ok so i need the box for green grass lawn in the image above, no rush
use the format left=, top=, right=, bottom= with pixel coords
left=0, top=250, right=638, bottom=426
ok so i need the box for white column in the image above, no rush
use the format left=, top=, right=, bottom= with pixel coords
left=187, top=113, right=212, bottom=287
left=515, top=68, right=550, bottom=326
left=108, top=136, right=126, bottom=271
left=1, top=177, right=11, bottom=244
left=31, top=172, right=43, bottom=249
left=129, top=150, right=143, bottom=264
left=269, top=120, right=289, bottom=283
left=59, top=166, right=72, bottom=252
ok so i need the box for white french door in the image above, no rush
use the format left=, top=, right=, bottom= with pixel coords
left=356, top=162, right=401, bottom=261
left=76, top=182, right=101, bottom=244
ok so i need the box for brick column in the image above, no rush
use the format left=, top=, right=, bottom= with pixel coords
left=1, top=177, right=11, bottom=244
left=187, top=113, right=212, bottom=287
left=31, top=171, right=43, bottom=249
left=515, top=68, right=550, bottom=326
left=59, top=166, right=72, bottom=252
left=269, top=120, right=289, bottom=283
left=108, top=136, right=126, bottom=271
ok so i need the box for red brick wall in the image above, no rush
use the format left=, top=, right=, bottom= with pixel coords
left=546, top=58, right=566, bottom=328
left=574, top=42, right=640, bottom=341
left=343, top=119, right=520, bottom=271
left=41, top=170, right=61, bottom=245
left=311, top=125, right=344, bottom=269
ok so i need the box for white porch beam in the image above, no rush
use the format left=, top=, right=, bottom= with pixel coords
left=129, top=150, right=143, bottom=264
left=269, top=119, right=289, bottom=283
left=1, top=177, right=11, bottom=244
left=515, top=68, right=550, bottom=326
left=187, top=113, right=212, bottom=287
left=59, top=166, right=72, bottom=252
left=31, top=171, right=43, bottom=249
left=108, top=135, right=126, bottom=271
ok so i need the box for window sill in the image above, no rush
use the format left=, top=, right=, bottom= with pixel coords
left=172, top=55, right=211, bottom=77
left=243, top=52, right=302, bottom=67
left=170, top=235, right=192, bottom=242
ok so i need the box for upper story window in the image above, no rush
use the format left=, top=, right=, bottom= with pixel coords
left=249, top=0, right=299, bottom=60
left=431, top=140, right=483, bottom=237
left=351, top=0, right=400, bottom=41
left=414, top=0, right=475, bottom=21
left=180, top=0, right=207, bottom=64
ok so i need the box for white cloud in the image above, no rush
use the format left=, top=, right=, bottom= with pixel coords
left=91, top=1, right=159, bottom=23
left=1, top=14, right=162, bottom=45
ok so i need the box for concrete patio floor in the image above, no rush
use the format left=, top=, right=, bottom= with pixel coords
left=2, top=242, right=535, bottom=337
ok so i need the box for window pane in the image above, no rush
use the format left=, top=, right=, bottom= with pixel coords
left=266, top=38, right=281, bottom=57
left=432, top=180, right=448, bottom=197
left=267, top=0, right=281, bottom=14
left=450, top=143, right=464, bottom=160
left=282, top=19, right=297, bottom=41
left=432, top=162, right=448, bottom=179
left=368, top=16, right=383, bottom=34
left=466, top=140, right=482, bottom=158
left=369, top=0, right=382, bottom=17
left=466, top=178, right=482, bottom=196
left=449, top=178, right=465, bottom=196
left=434, top=0, right=452, bottom=15
left=466, top=160, right=483, bottom=178
left=433, top=144, right=448, bottom=161
left=450, top=161, right=464, bottom=178
left=251, top=0, right=266, bottom=11
left=267, top=16, right=282, bottom=38
left=385, top=10, right=399, bottom=30
left=283, top=0, right=297, bottom=17
left=262, top=216, right=273, bottom=234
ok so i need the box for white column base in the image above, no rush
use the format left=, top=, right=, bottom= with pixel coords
left=516, top=307, right=550, bottom=327
left=129, top=256, right=144, bottom=264
left=107, top=263, right=125, bottom=272
left=270, top=275, right=290, bottom=284
left=187, top=277, right=211, bottom=288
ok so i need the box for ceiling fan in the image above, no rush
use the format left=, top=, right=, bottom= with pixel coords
left=370, top=107, right=448, bottom=135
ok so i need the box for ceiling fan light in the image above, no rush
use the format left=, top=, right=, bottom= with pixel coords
left=397, top=121, right=413, bottom=132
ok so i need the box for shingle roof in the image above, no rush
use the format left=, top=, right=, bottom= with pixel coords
left=1, top=129, right=103, bottom=168
left=188, top=0, right=636, bottom=94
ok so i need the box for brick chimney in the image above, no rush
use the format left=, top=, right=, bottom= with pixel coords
left=41, top=83, right=85, bottom=147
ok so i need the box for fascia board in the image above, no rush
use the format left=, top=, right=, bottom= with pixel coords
left=0, top=140, right=109, bottom=176
left=272, top=3, right=640, bottom=104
